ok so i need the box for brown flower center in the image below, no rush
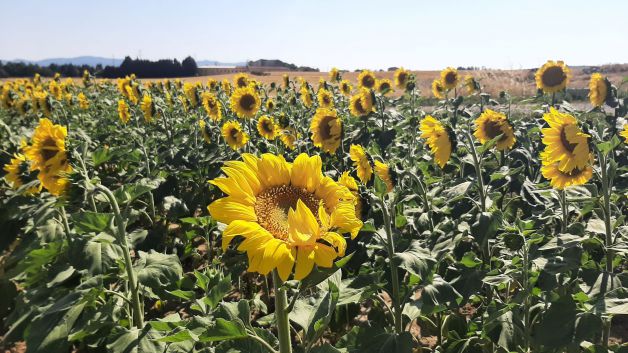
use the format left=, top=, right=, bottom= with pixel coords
left=484, top=120, right=506, bottom=141
left=236, top=77, right=247, bottom=88
left=254, top=185, right=321, bottom=240
left=379, top=82, right=390, bottom=92
left=239, top=94, right=256, bottom=111
left=354, top=98, right=366, bottom=115
left=445, top=72, right=457, bottom=84
left=361, top=75, right=375, bottom=88
left=318, top=115, right=337, bottom=140
left=398, top=72, right=407, bottom=84
left=541, top=66, right=566, bottom=87
left=41, top=138, right=60, bottom=162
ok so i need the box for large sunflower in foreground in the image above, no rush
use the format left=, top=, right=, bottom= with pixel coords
left=588, top=73, right=608, bottom=108
left=230, top=86, right=261, bottom=119
left=202, top=91, right=223, bottom=122
left=394, top=67, right=410, bottom=89
left=317, top=88, right=334, bottom=108
left=419, top=115, right=454, bottom=168
left=540, top=108, right=590, bottom=172
left=310, top=108, right=342, bottom=153
left=535, top=60, right=571, bottom=94
left=432, top=80, right=445, bottom=99
left=357, top=70, right=377, bottom=89
left=208, top=153, right=362, bottom=280
left=440, top=67, right=459, bottom=90
left=541, top=160, right=592, bottom=190
left=257, top=116, right=279, bottom=140
left=474, top=109, right=516, bottom=150
left=349, top=89, right=374, bottom=117
left=349, top=144, right=373, bottom=184
left=221, top=120, right=249, bottom=150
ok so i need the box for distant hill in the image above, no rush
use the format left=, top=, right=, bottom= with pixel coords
left=197, top=60, right=246, bottom=67
left=247, top=59, right=318, bottom=72
left=3, top=57, right=246, bottom=68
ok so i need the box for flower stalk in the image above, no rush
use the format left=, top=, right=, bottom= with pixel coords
left=272, top=270, right=292, bottom=353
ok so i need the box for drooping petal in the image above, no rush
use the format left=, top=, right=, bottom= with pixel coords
left=294, top=247, right=316, bottom=280
left=208, top=197, right=257, bottom=224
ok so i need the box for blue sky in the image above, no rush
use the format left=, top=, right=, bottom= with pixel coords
left=1, top=0, right=626, bottom=70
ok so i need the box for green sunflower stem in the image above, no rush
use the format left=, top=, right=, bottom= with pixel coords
left=95, top=184, right=144, bottom=329
left=466, top=132, right=486, bottom=212
left=600, top=153, right=614, bottom=348
left=379, top=195, right=403, bottom=333
left=560, top=189, right=568, bottom=233
left=59, top=206, right=73, bottom=246
left=272, top=270, right=292, bottom=353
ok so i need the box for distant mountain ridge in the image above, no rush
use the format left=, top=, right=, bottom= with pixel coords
left=2, top=56, right=246, bottom=68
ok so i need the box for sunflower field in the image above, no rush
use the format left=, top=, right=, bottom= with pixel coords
left=0, top=63, right=627, bottom=353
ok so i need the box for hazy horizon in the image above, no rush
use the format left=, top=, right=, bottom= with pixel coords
left=1, top=0, right=627, bottom=71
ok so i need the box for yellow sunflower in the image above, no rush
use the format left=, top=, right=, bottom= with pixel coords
left=419, top=115, right=454, bottom=168
left=358, top=70, right=377, bottom=89
left=376, top=79, right=393, bottom=95
left=541, top=160, right=592, bottom=190
left=329, top=67, right=341, bottom=82
left=340, top=80, right=353, bottom=96
left=349, top=88, right=374, bottom=117
left=588, top=73, right=608, bottom=108
left=473, top=109, right=516, bottom=150
left=221, top=120, right=249, bottom=150
left=394, top=67, right=410, bottom=90
left=374, top=160, right=394, bottom=192
left=317, top=88, right=334, bottom=108
left=230, top=86, right=261, bottom=119
left=540, top=108, right=590, bottom=172
left=222, top=79, right=232, bottom=95
left=440, top=67, right=459, bottom=90
left=432, top=79, right=445, bottom=99
left=310, top=108, right=342, bottom=154
left=464, top=75, right=478, bottom=94
left=280, top=127, right=299, bottom=150
left=140, top=94, right=156, bottom=122
left=199, top=119, right=211, bottom=144
left=265, top=98, right=275, bottom=112
left=34, top=91, right=52, bottom=117
left=621, top=124, right=628, bottom=143
left=337, top=171, right=362, bottom=218
left=535, top=60, right=571, bottom=94
left=233, top=73, right=250, bottom=88
left=257, top=116, right=279, bottom=140
left=202, top=91, right=223, bottom=122
left=3, top=153, right=41, bottom=194
left=208, top=153, right=362, bottom=280
left=184, top=83, right=200, bottom=107
left=48, top=80, right=63, bottom=100
left=283, top=74, right=290, bottom=89
left=118, top=99, right=130, bottom=124
left=77, top=93, right=89, bottom=109
left=349, top=144, right=373, bottom=184
left=179, top=95, right=189, bottom=113
left=23, top=118, right=72, bottom=196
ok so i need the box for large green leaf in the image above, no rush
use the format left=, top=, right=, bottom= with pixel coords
left=393, top=240, right=435, bottom=279
left=135, top=250, right=183, bottom=297
left=106, top=326, right=166, bottom=353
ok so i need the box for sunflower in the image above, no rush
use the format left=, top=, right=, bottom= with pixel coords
left=125, top=85, right=139, bottom=104
left=419, top=115, right=454, bottom=168
left=349, top=144, right=373, bottom=184
left=118, top=99, right=130, bottom=124
left=23, top=118, right=72, bottom=196
left=588, top=73, right=608, bottom=108
left=207, top=78, right=218, bottom=90
left=266, top=98, right=275, bottom=112
left=230, top=86, right=261, bottom=119
left=340, top=80, right=353, bottom=96
left=374, top=160, right=394, bottom=192
left=140, top=94, right=156, bottom=122
left=376, top=79, right=393, bottom=95
left=310, top=108, right=342, bottom=153
left=621, top=124, right=628, bottom=143
left=535, top=60, right=571, bottom=94
left=199, top=119, right=211, bottom=144
left=349, top=88, right=374, bottom=117
left=3, top=152, right=40, bottom=194
left=473, top=109, right=516, bottom=150
left=49, top=80, right=63, bottom=100
left=282, top=74, right=290, bottom=89
left=337, top=171, right=362, bottom=218
left=202, top=91, right=223, bottom=122
left=329, top=67, right=341, bottom=82
left=222, top=79, right=232, bottom=95
left=317, top=88, right=334, bottom=108
left=541, top=160, right=592, bottom=190
left=440, top=67, right=459, bottom=90
left=233, top=73, right=250, bottom=88
left=221, top=120, right=249, bottom=150
left=184, top=83, right=200, bottom=107
left=358, top=70, right=377, bottom=89
left=33, top=91, right=52, bottom=117
left=432, top=80, right=445, bottom=99
left=540, top=108, right=590, bottom=172
left=78, top=93, right=89, bottom=109
left=257, top=116, right=279, bottom=140
left=179, top=95, right=189, bottom=113
left=464, top=75, right=478, bottom=94
left=208, top=153, right=362, bottom=280
left=394, top=67, right=410, bottom=89
left=280, top=127, right=299, bottom=150
left=300, top=86, right=313, bottom=108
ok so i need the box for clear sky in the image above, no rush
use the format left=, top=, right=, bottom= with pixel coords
left=1, top=0, right=626, bottom=71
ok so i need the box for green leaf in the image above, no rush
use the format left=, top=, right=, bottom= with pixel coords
left=107, top=326, right=166, bottom=353
left=111, top=178, right=162, bottom=205
left=199, top=318, right=247, bottom=342
left=149, top=313, right=185, bottom=331
left=532, top=296, right=577, bottom=348
left=167, top=289, right=195, bottom=301
left=460, top=251, right=482, bottom=268
left=156, top=328, right=199, bottom=343
left=69, top=233, right=123, bottom=275
left=393, top=240, right=435, bottom=279
left=419, top=276, right=461, bottom=314
left=470, top=211, right=502, bottom=247
left=203, top=274, right=232, bottom=310
left=70, top=211, right=114, bottom=234
left=135, top=251, right=183, bottom=297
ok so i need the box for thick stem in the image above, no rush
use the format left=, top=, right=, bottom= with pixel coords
left=380, top=196, right=403, bottom=333
left=96, top=184, right=144, bottom=328
left=59, top=206, right=73, bottom=245
left=466, top=132, right=486, bottom=212
left=272, top=271, right=292, bottom=353
left=600, top=155, right=613, bottom=348
left=522, top=237, right=531, bottom=351
left=560, top=189, right=568, bottom=233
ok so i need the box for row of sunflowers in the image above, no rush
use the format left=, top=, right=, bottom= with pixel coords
left=0, top=61, right=627, bottom=353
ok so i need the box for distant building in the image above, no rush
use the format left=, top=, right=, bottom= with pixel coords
left=197, top=66, right=248, bottom=75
